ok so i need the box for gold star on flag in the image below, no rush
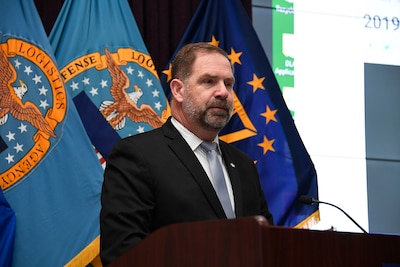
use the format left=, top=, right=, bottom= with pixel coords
left=258, top=135, right=275, bottom=155
left=247, top=74, right=265, bottom=93
left=209, top=35, right=220, bottom=47
left=260, top=105, right=278, bottom=124
left=162, top=63, right=172, bottom=82
left=228, top=48, right=242, bottom=65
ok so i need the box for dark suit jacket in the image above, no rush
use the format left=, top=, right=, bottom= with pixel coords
left=100, top=117, right=273, bottom=266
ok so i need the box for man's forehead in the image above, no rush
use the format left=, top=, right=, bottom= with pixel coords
left=193, top=53, right=232, bottom=70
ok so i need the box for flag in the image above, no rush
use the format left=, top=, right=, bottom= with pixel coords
left=49, top=0, right=170, bottom=160
left=0, top=0, right=104, bottom=266
left=160, top=0, right=319, bottom=227
left=0, top=188, right=15, bottom=267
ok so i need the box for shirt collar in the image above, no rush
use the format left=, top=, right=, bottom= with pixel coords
left=171, top=117, right=220, bottom=152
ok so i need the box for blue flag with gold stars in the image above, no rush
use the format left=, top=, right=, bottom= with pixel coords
left=49, top=0, right=170, bottom=160
left=0, top=0, right=104, bottom=266
left=161, top=0, right=319, bottom=227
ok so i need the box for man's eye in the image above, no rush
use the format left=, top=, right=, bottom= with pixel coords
left=225, top=82, right=234, bottom=88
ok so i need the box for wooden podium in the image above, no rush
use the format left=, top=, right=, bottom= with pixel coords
left=108, top=216, right=400, bottom=267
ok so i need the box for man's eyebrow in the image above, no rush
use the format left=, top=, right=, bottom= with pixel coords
left=198, top=73, right=235, bottom=82
left=198, top=73, right=216, bottom=79
left=226, top=77, right=235, bottom=83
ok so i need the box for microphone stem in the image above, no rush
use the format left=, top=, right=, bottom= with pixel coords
left=317, top=201, right=368, bottom=234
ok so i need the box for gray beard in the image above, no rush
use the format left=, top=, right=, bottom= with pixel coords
left=182, top=98, right=232, bottom=131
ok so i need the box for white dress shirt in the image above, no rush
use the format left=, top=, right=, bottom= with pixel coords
left=171, top=117, right=235, bottom=212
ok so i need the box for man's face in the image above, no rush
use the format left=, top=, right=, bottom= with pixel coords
left=182, top=52, right=235, bottom=131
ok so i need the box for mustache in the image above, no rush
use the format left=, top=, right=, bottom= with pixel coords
left=207, top=99, right=231, bottom=111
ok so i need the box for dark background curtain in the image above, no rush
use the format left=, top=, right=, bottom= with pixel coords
left=34, top=0, right=251, bottom=76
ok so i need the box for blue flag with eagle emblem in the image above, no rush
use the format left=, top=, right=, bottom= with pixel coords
left=161, top=0, right=319, bottom=227
left=0, top=188, right=15, bottom=267
left=0, top=0, right=104, bottom=266
left=49, top=0, right=170, bottom=161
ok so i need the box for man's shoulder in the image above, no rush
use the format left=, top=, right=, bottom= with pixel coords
left=119, top=119, right=177, bottom=144
left=123, top=125, right=164, bottom=142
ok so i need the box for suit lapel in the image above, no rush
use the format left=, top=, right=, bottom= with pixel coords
left=162, top=119, right=227, bottom=218
left=220, top=142, right=244, bottom=217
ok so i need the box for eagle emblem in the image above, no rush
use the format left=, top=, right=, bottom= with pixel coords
left=99, top=49, right=164, bottom=130
left=0, top=46, right=56, bottom=138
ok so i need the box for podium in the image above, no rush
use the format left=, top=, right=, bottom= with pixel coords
left=108, top=216, right=400, bottom=267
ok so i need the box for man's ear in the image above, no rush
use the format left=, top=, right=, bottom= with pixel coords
left=170, top=78, right=184, bottom=103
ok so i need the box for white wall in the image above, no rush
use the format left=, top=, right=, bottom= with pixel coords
left=253, top=0, right=400, bottom=234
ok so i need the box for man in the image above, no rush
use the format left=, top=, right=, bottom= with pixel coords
left=100, top=42, right=274, bottom=266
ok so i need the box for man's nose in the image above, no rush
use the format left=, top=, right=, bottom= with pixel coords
left=214, top=81, right=230, bottom=98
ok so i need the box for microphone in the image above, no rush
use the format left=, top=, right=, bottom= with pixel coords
left=299, top=195, right=368, bottom=234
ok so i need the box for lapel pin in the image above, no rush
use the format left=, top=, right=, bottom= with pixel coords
left=230, top=163, right=236, bottom=168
